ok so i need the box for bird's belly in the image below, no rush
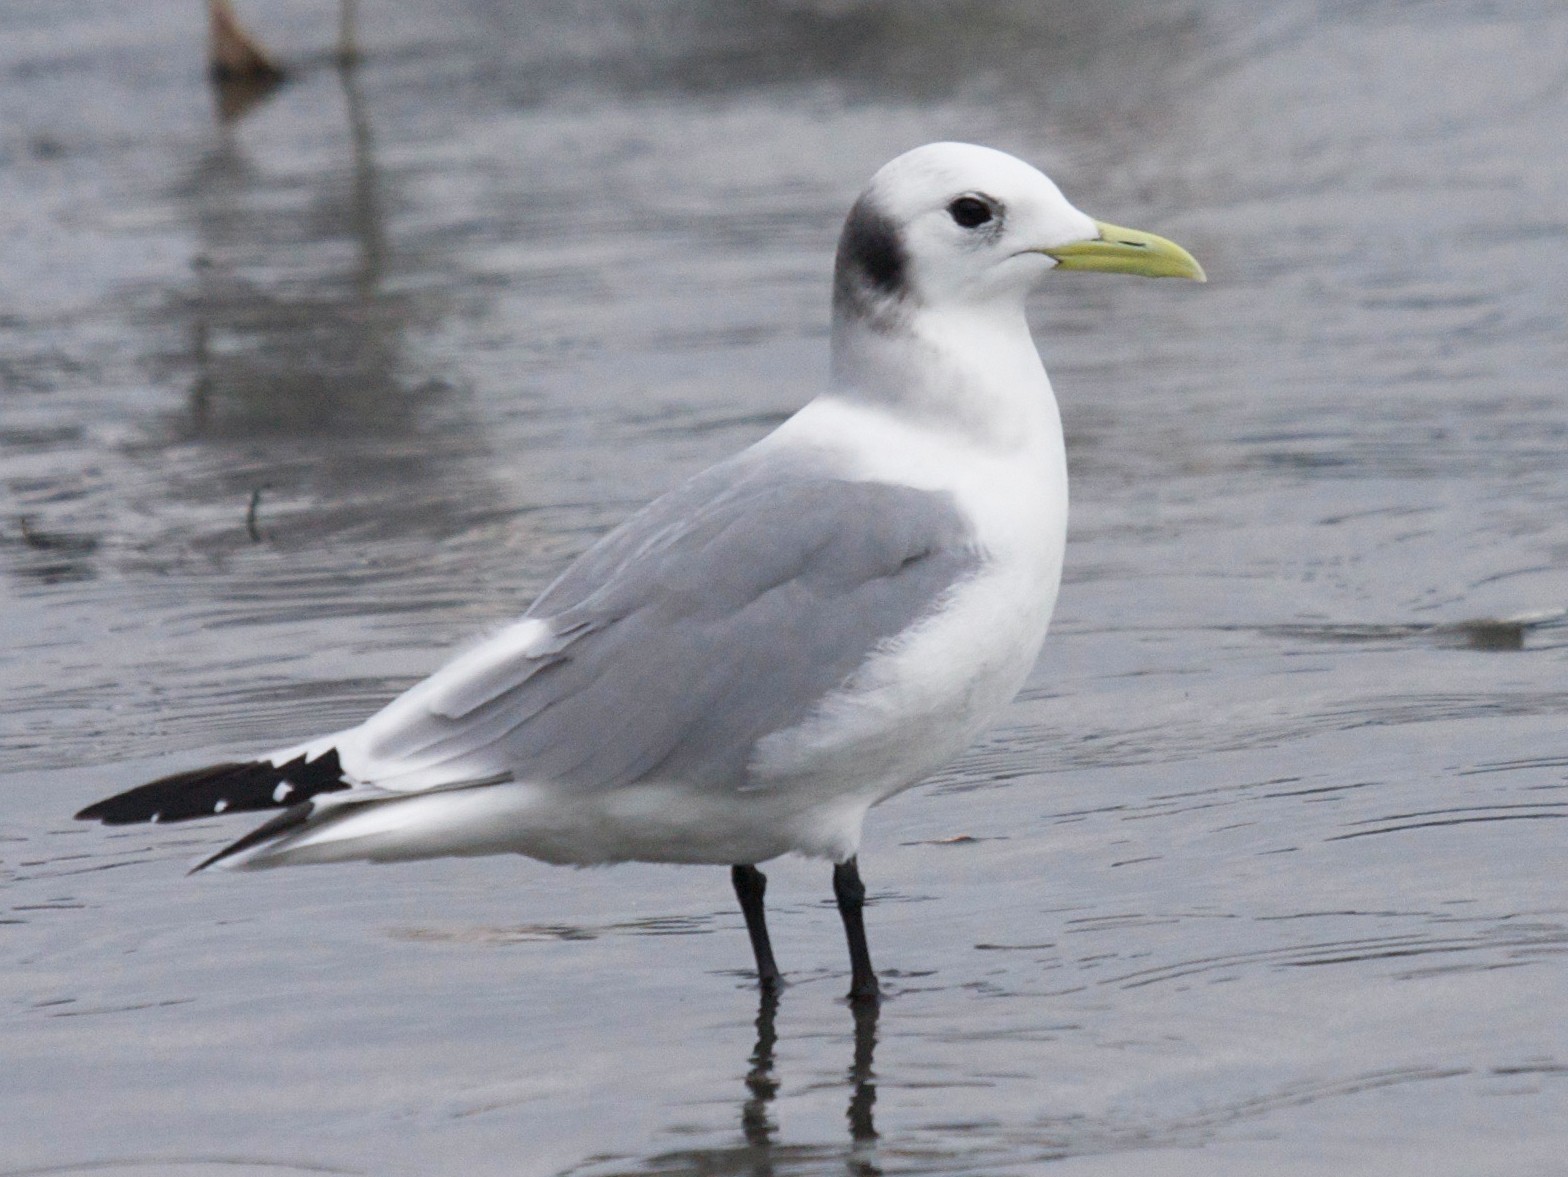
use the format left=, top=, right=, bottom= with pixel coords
left=519, top=783, right=869, bottom=865
left=238, top=778, right=839, bottom=868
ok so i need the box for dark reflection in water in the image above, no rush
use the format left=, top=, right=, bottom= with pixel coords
left=180, top=62, right=396, bottom=427
left=592, top=995, right=881, bottom=1177
left=152, top=54, right=493, bottom=557
left=740, top=989, right=781, bottom=1159
left=5, top=517, right=101, bottom=585
left=845, top=1000, right=881, bottom=1176
left=1259, top=611, right=1568, bottom=653
left=210, top=50, right=287, bottom=124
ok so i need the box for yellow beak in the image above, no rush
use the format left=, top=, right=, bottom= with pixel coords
left=1040, top=220, right=1206, bottom=282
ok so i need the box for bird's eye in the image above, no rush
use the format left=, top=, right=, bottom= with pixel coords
left=947, top=196, right=994, bottom=229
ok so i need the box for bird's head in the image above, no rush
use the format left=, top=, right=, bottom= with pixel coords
left=833, top=141, right=1204, bottom=327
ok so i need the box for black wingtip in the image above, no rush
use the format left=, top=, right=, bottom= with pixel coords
left=76, top=749, right=349, bottom=826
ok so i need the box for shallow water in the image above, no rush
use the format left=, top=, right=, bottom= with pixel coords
left=3, top=1, right=1566, bottom=1173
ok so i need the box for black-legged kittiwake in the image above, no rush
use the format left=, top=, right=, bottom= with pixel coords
left=77, top=142, right=1204, bottom=1002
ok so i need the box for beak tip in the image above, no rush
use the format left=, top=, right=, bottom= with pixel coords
left=1051, top=219, right=1207, bottom=283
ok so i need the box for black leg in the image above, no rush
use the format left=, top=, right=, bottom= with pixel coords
left=833, top=857, right=880, bottom=1003
left=732, top=864, right=782, bottom=992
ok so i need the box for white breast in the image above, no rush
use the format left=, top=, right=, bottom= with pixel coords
left=746, top=383, right=1069, bottom=815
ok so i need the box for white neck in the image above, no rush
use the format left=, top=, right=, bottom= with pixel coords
left=829, top=303, right=1057, bottom=452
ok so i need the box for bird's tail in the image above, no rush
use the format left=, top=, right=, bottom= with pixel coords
left=77, top=748, right=533, bottom=872
left=74, top=748, right=354, bottom=870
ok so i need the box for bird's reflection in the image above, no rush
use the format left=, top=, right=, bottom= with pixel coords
left=740, top=989, right=781, bottom=1155
left=845, top=999, right=880, bottom=1174
left=727, top=991, right=881, bottom=1177
left=616, top=990, right=880, bottom=1176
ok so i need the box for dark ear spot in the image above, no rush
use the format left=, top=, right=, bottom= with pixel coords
left=833, top=195, right=909, bottom=320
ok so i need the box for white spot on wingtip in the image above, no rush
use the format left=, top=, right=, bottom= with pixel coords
left=214, top=799, right=229, bottom=813
left=150, top=811, right=161, bottom=823
left=273, top=782, right=294, bottom=803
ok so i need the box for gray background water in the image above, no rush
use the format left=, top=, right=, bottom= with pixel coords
left=2, top=1, right=1566, bottom=1173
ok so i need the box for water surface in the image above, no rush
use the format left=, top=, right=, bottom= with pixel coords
left=2, top=2, right=1566, bottom=1174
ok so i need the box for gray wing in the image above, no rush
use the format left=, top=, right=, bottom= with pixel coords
left=347, top=451, right=980, bottom=794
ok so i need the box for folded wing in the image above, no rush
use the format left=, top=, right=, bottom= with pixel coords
left=341, top=456, right=981, bottom=795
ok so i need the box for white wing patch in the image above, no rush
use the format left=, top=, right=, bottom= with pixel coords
left=420, top=618, right=572, bottom=720
left=297, top=617, right=580, bottom=795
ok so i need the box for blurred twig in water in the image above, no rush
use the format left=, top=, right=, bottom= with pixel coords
left=17, top=516, right=99, bottom=555
left=246, top=487, right=267, bottom=543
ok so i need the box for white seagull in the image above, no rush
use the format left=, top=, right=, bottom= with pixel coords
left=78, top=143, right=1203, bottom=1002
